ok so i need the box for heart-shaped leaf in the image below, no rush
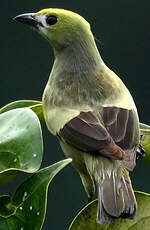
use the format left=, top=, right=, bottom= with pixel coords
left=0, top=108, right=43, bottom=185
left=0, top=158, right=72, bottom=230
left=69, top=191, right=150, bottom=230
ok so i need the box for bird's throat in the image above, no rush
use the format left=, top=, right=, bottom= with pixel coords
left=53, top=33, right=103, bottom=74
left=44, top=35, right=104, bottom=107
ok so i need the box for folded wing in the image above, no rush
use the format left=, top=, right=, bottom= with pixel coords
left=59, top=106, right=139, bottom=169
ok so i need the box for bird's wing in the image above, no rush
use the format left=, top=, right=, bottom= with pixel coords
left=101, top=107, right=139, bottom=149
left=102, top=107, right=139, bottom=170
left=59, top=107, right=139, bottom=170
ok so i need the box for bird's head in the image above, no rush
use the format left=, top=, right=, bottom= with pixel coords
left=14, top=8, right=91, bottom=50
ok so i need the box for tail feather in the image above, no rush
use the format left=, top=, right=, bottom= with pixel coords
left=97, top=186, right=116, bottom=224
left=101, top=171, right=124, bottom=217
left=97, top=169, right=137, bottom=224
left=83, top=154, right=137, bottom=224
left=121, top=172, right=136, bottom=219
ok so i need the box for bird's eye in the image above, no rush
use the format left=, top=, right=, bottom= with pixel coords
left=46, top=15, right=58, bottom=25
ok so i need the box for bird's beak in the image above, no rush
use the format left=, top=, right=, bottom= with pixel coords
left=13, top=13, right=40, bottom=28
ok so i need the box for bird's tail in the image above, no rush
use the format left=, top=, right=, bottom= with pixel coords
left=84, top=154, right=137, bottom=224
left=97, top=167, right=137, bottom=224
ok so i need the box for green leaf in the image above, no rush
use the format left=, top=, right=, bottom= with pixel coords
left=69, top=191, right=150, bottom=230
left=0, top=100, right=41, bottom=114
left=0, top=108, right=43, bottom=185
left=0, top=159, right=72, bottom=230
left=30, top=104, right=44, bottom=122
left=139, top=123, right=150, bottom=130
left=0, top=195, right=15, bottom=218
left=0, top=100, right=44, bottom=123
left=140, top=123, right=150, bottom=164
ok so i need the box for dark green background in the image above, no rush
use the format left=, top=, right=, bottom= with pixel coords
left=1, top=0, right=150, bottom=229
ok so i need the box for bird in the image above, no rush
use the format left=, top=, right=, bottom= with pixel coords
left=14, top=8, right=140, bottom=224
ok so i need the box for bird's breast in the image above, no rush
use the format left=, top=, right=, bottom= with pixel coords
left=43, top=105, right=88, bottom=135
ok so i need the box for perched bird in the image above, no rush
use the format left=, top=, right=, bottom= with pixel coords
left=14, top=9, right=140, bottom=224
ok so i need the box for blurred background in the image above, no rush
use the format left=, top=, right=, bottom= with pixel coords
left=1, top=0, right=150, bottom=229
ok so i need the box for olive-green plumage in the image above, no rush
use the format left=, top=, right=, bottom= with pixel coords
left=14, top=8, right=140, bottom=224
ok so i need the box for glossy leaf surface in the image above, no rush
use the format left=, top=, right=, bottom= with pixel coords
left=0, top=100, right=44, bottom=122
left=0, top=159, right=72, bottom=230
left=69, top=192, right=150, bottom=230
left=0, top=108, right=43, bottom=185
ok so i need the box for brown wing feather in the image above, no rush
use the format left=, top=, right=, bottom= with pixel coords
left=102, top=107, right=139, bottom=148
left=59, top=107, right=139, bottom=166
left=60, top=111, right=112, bottom=152
left=103, top=108, right=129, bottom=142
left=101, top=107, right=139, bottom=170
left=59, top=106, right=139, bottom=163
